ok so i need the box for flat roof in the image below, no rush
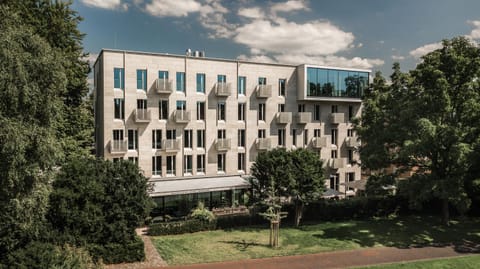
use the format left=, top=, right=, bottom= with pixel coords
left=97, top=48, right=371, bottom=73
left=150, top=176, right=251, bottom=197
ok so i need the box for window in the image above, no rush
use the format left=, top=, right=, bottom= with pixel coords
left=258, top=129, right=266, bottom=138
left=292, top=129, right=297, bottom=146
left=128, top=129, right=138, bottom=150
left=258, top=103, right=266, bottom=121
left=217, top=74, right=226, bottom=83
left=159, top=100, right=169, bottom=120
left=238, top=76, right=246, bottom=95
left=279, top=79, right=286, bottom=96
left=331, top=129, right=338, bottom=145
left=196, top=73, right=205, bottom=93
left=184, top=155, right=193, bottom=174
left=331, top=150, right=338, bottom=158
left=176, top=100, right=186, bottom=111
left=258, top=77, right=267, bottom=85
left=166, top=129, right=176, bottom=139
left=217, top=102, right=226, bottom=121
left=238, top=153, right=245, bottom=171
left=166, top=155, right=176, bottom=175
left=128, top=157, right=138, bottom=165
left=348, top=105, right=354, bottom=121
left=238, top=129, right=245, bottom=147
left=330, top=174, right=340, bottom=191
left=347, top=172, right=355, bottom=191
left=137, top=99, right=147, bottom=109
left=218, top=129, right=226, bottom=139
left=217, top=153, right=226, bottom=172
left=184, top=130, right=192, bottom=148
left=197, top=154, right=205, bottom=173
left=152, top=129, right=162, bottom=149
left=303, top=129, right=308, bottom=146
left=197, top=101, right=205, bottom=120
left=331, top=105, right=338, bottom=113
left=238, top=103, right=245, bottom=121
left=114, top=98, right=124, bottom=119
left=113, top=129, right=123, bottom=141
left=348, top=149, right=354, bottom=164
left=314, top=105, right=321, bottom=121
left=278, top=129, right=286, bottom=146
left=298, top=104, right=305, bottom=112
left=197, top=130, right=205, bottom=148
left=137, top=69, right=147, bottom=90
left=114, top=68, right=124, bottom=89
left=176, top=72, right=185, bottom=92
left=347, top=129, right=354, bottom=137
left=152, top=156, right=162, bottom=176
left=278, top=104, right=285, bottom=112
left=158, top=70, right=168, bottom=79
left=314, top=129, right=321, bottom=137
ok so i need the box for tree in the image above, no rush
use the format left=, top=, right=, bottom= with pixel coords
left=357, top=37, right=480, bottom=224
left=0, top=6, right=66, bottom=258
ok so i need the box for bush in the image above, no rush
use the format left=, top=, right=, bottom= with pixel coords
left=216, top=214, right=267, bottom=229
left=190, top=201, right=216, bottom=223
left=3, top=241, right=101, bottom=269
left=148, top=219, right=216, bottom=236
left=88, top=236, right=144, bottom=264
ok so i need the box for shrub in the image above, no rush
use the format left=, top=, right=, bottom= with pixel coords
left=3, top=241, right=101, bottom=269
left=87, top=236, right=144, bottom=264
left=148, top=219, right=216, bottom=236
left=216, top=213, right=267, bottom=229
left=190, top=201, right=216, bottom=223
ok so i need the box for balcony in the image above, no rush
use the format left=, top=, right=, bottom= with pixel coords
left=296, top=112, right=311, bottom=124
left=276, top=112, right=292, bottom=124
left=256, top=138, right=271, bottom=150
left=215, top=138, right=231, bottom=151
left=162, top=139, right=180, bottom=152
left=313, top=137, right=328, bottom=148
left=108, top=140, right=127, bottom=154
left=256, top=85, right=272, bottom=98
left=174, top=110, right=191, bottom=123
left=156, top=78, right=173, bottom=94
left=345, top=137, right=360, bottom=148
left=134, top=109, right=151, bottom=123
left=328, top=158, right=345, bottom=169
left=330, top=113, right=344, bottom=124
left=215, top=82, right=231, bottom=97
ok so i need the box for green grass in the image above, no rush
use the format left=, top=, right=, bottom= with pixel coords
left=356, top=255, right=480, bottom=268
left=151, top=216, right=480, bottom=265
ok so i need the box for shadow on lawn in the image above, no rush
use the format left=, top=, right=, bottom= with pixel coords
left=314, top=215, right=480, bottom=253
left=219, top=240, right=269, bottom=251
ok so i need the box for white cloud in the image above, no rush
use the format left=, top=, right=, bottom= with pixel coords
left=234, top=19, right=354, bottom=56
left=391, top=55, right=405, bottom=60
left=237, top=54, right=276, bottom=63
left=467, top=20, right=480, bottom=39
left=86, top=53, right=99, bottom=65
left=274, top=54, right=384, bottom=69
left=271, top=0, right=309, bottom=14
left=238, top=7, right=265, bottom=19
left=409, top=42, right=442, bottom=58
left=81, top=0, right=127, bottom=10
left=357, top=43, right=363, bottom=48
left=198, top=0, right=236, bottom=38
left=145, top=0, right=201, bottom=17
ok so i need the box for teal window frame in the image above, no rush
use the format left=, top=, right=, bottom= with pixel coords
left=114, top=68, right=124, bottom=89
left=137, top=69, right=147, bottom=90
left=238, top=76, right=246, bottom=95
left=176, top=72, right=185, bottom=92
left=196, top=73, right=205, bottom=93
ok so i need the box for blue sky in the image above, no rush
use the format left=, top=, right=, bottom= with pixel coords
left=75, top=0, right=480, bottom=77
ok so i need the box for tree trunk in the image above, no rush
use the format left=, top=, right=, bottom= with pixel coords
left=271, top=220, right=279, bottom=248
left=442, top=198, right=450, bottom=226
left=294, top=200, right=304, bottom=227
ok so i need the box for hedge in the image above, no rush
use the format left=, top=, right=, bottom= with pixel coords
left=87, top=236, right=144, bottom=264
left=148, top=219, right=216, bottom=236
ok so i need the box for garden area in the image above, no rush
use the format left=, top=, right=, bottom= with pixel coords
left=151, top=215, right=480, bottom=265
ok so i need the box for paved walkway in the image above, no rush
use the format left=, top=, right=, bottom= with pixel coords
left=162, top=246, right=478, bottom=269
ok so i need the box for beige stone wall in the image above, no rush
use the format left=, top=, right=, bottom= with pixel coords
left=95, top=50, right=364, bottom=193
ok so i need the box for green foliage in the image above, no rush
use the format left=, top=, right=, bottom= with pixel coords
left=148, top=219, right=217, bottom=236
left=190, top=201, right=216, bottom=223
left=3, top=241, right=101, bottom=269
left=87, top=236, right=144, bottom=264
left=365, top=174, right=396, bottom=197
left=47, top=157, right=154, bottom=262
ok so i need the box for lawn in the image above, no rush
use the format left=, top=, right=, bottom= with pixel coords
left=356, top=255, right=480, bottom=268
left=151, top=216, right=480, bottom=265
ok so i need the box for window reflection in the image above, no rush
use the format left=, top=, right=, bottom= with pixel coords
left=307, top=67, right=368, bottom=98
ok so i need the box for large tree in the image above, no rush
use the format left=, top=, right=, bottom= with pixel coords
left=357, top=37, right=480, bottom=224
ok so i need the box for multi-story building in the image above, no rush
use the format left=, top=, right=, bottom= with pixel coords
left=93, top=49, right=369, bottom=215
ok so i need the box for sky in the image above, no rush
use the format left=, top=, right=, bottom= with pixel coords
left=74, top=0, right=480, bottom=78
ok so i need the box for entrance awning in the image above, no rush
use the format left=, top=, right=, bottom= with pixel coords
left=342, top=179, right=367, bottom=190
left=149, top=176, right=251, bottom=197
